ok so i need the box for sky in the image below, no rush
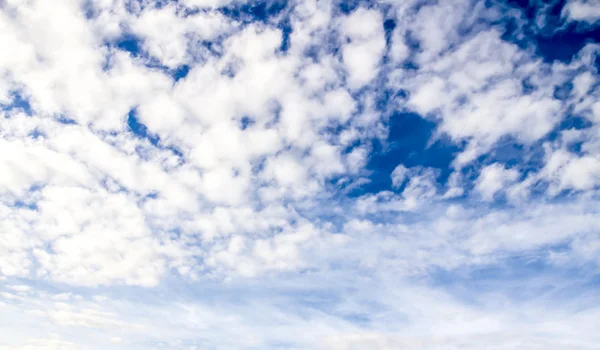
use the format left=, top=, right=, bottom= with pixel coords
left=0, top=0, right=599, bottom=349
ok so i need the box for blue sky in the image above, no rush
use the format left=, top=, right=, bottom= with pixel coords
left=0, top=0, right=599, bottom=349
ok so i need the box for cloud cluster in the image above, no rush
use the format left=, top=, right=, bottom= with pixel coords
left=562, top=0, right=600, bottom=25
left=0, top=0, right=599, bottom=348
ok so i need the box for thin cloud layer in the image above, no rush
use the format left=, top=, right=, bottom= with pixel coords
left=0, top=0, right=599, bottom=349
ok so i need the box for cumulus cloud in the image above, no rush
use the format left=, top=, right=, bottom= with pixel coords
left=339, top=8, right=386, bottom=89
left=562, top=0, right=600, bottom=25
left=475, top=163, right=520, bottom=201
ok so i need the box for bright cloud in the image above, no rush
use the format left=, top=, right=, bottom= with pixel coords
left=562, top=0, right=600, bottom=25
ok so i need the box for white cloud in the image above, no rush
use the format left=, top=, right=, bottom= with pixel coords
left=0, top=0, right=599, bottom=348
left=6, top=285, right=30, bottom=293
left=0, top=0, right=595, bottom=287
left=3, top=270, right=600, bottom=350
left=0, top=338, right=84, bottom=350
left=411, top=0, right=470, bottom=64
left=180, top=0, right=234, bottom=8
left=386, top=165, right=440, bottom=211
left=475, top=163, right=520, bottom=201
left=404, top=28, right=565, bottom=167
left=131, top=5, right=231, bottom=68
left=339, top=8, right=386, bottom=89
left=562, top=0, right=600, bottom=25
left=32, top=185, right=166, bottom=287
left=540, top=147, right=600, bottom=195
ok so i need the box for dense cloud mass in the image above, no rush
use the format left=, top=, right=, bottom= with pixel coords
left=0, top=0, right=599, bottom=348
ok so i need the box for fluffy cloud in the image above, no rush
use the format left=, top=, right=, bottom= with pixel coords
left=562, top=0, right=600, bottom=25
left=475, top=163, right=520, bottom=201
left=339, top=8, right=386, bottom=89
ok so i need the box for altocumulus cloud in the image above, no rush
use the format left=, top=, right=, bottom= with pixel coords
left=0, top=0, right=600, bottom=349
